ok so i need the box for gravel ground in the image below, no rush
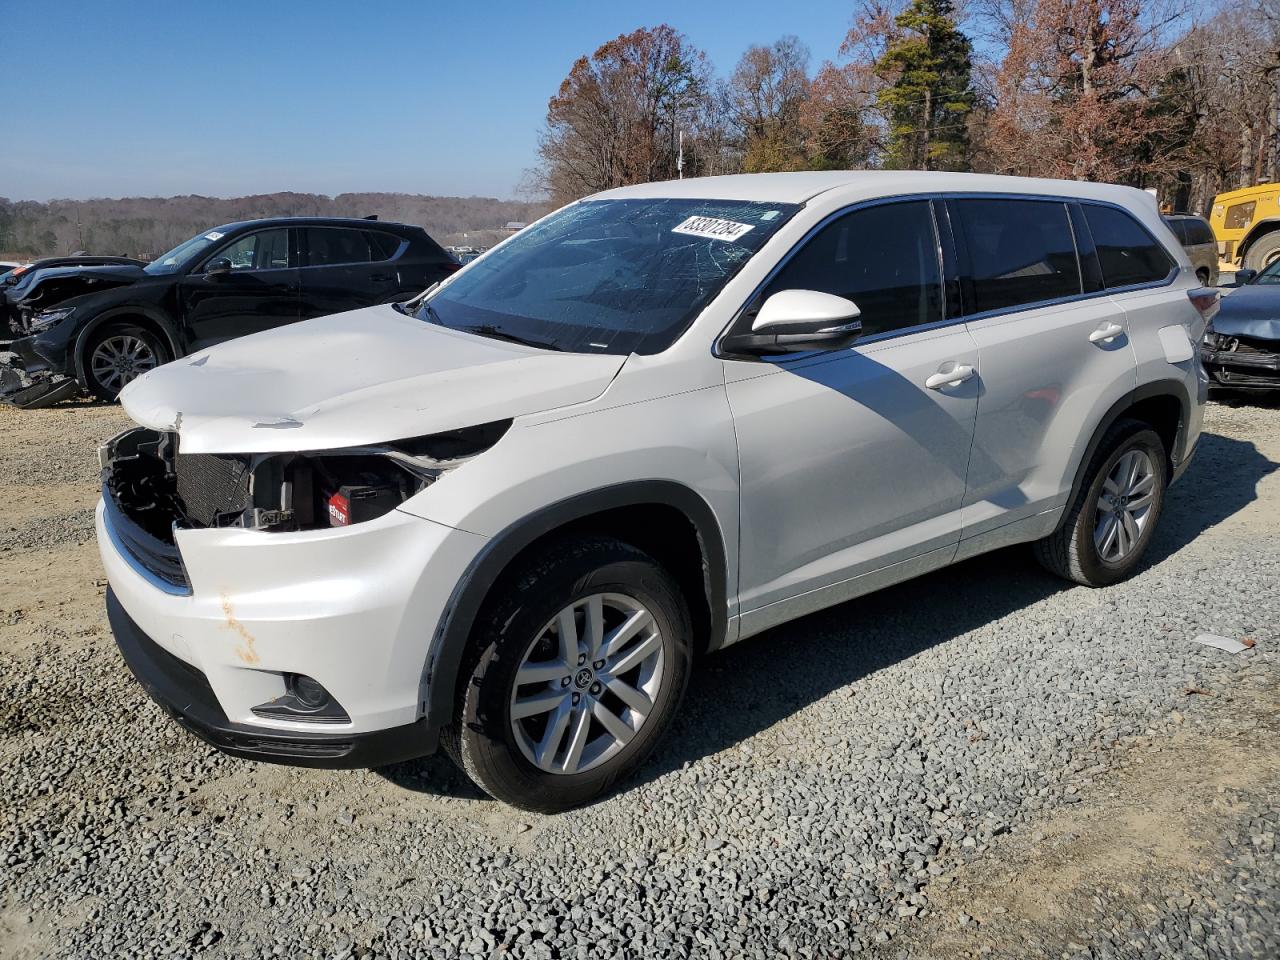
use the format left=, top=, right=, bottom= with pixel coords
left=0, top=394, right=1278, bottom=959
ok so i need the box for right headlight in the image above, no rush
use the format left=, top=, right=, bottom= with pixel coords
left=28, top=305, right=76, bottom=331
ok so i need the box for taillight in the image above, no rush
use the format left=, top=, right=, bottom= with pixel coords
left=441, top=260, right=462, bottom=274
left=1187, top=288, right=1220, bottom=322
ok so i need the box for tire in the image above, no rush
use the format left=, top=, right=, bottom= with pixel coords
left=1196, top=267, right=1211, bottom=286
left=445, top=536, right=692, bottom=812
left=1243, top=231, right=1280, bottom=272
left=1034, top=419, right=1167, bottom=587
left=84, top=323, right=169, bottom=402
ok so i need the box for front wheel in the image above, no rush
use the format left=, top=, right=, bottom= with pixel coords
left=84, top=323, right=169, bottom=401
left=1034, top=420, right=1167, bottom=586
left=446, top=537, right=692, bottom=812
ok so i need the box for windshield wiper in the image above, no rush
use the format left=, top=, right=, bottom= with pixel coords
left=415, top=300, right=562, bottom=351
left=459, top=323, right=563, bottom=352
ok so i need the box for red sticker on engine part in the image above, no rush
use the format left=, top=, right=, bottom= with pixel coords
left=327, top=492, right=350, bottom=526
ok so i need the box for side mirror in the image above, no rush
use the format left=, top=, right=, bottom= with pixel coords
left=205, top=257, right=233, bottom=278
left=721, top=289, right=863, bottom=356
left=1232, top=268, right=1257, bottom=285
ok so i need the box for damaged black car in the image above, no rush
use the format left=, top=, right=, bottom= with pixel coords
left=4, top=259, right=148, bottom=336
left=1202, top=261, right=1280, bottom=392
left=1, top=217, right=458, bottom=407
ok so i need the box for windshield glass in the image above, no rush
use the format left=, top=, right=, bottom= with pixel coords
left=420, top=198, right=799, bottom=354
left=1253, top=259, right=1280, bottom=285
left=144, top=229, right=231, bottom=275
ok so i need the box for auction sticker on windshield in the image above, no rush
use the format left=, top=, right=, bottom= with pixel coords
left=672, top=216, right=755, bottom=242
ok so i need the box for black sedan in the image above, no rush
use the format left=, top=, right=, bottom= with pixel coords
left=1202, top=263, right=1280, bottom=392
left=2, top=217, right=457, bottom=404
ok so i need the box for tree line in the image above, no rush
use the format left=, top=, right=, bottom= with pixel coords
left=534, top=0, right=1280, bottom=215
left=0, top=193, right=549, bottom=259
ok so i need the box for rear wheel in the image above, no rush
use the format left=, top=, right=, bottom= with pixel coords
left=84, top=323, right=169, bottom=401
left=1034, top=420, right=1167, bottom=587
left=1196, top=267, right=1211, bottom=286
left=446, top=537, right=691, bottom=812
left=1243, top=230, right=1280, bottom=272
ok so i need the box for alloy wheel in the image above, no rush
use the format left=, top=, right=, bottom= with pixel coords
left=1093, top=448, right=1157, bottom=563
left=509, top=592, right=664, bottom=775
left=90, top=334, right=158, bottom=393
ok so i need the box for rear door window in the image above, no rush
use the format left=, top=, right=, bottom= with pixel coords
left=954, top=199, right=1081, bottom=313
left=305, top=228, right=374, bottom=267
left=760, top=200, right=943, bottom=338
left=1081, top=204, right=1175, bottom=289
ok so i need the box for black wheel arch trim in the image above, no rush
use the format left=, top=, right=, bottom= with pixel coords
left=1065, top=378, right=1193, bottom=513
left=72, top=307, right=183, bottom=387
left=419, top=480, right=729, bottom=730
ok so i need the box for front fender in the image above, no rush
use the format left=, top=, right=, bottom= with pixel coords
left=417, top=478, right=731, bottom=731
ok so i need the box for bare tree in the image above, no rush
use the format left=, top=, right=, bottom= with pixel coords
left=722, top=36, right=812, bottom=171
left=980, top=0, right=1191, bottom=182
left=535, top=26, right=715, bottom=204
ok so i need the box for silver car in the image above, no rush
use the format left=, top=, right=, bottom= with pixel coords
left=1164, top=213, right=1219, bottom=286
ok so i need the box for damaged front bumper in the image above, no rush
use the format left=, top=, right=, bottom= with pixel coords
left=107, top=589, right=438, bottom=767
left=1201, top=338, right=1280, bottom=391
left=97, top=470, right=488, bottom=767
left=1, top=333, right=80, bottom=408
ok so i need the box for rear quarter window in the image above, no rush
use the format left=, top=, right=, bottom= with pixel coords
left=365, top=231, right=403, bottom=261
left=1082, top=205, right=1175, bottom=289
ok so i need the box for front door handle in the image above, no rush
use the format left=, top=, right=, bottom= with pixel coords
left=370, top=273, right=394, bottom=282
left=1089, top=322, right=1125, bottom=343
left=925, top=363, right=976, bottom=390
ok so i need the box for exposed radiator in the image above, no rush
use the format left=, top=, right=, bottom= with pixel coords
left=175, top=454, right=251, bottom=527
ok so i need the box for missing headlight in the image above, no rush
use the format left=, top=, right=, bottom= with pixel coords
left=104, top=422, right=512, bottom=534
left=249, top=419, right=512, bottom=532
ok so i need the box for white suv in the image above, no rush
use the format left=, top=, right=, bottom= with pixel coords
left=98, top=172, right=1215, bottom=811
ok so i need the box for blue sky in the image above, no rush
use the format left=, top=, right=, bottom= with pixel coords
left=2, top=0, right=865, bottom=201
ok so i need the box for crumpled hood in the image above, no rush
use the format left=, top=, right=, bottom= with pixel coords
left=18, top=263, right=144, bottom=290
left=120, top=305, right=627, bottom=453
left=1213, top=285, right=1280, bottom=341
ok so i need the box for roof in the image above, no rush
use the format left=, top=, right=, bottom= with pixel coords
left=1212, top=182, right=1280, bottom=204
left=211, top=216, right=421, bottom=233
left=590, top=170, right=1157, bottom=209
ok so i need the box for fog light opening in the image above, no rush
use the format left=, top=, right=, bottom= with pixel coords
left=288, top=673, right=329, bottom=708
left=251, top=674, right=350, bottom=724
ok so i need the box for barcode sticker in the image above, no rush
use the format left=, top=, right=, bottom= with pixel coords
left=672, top=216, right=755, bottom=242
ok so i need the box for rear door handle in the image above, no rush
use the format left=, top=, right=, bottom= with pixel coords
left=1089, top=322, right=1125, bottom=343
left=925, top=363, right=976, bottom=390
left=370, top=273, right=394, bottom=282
